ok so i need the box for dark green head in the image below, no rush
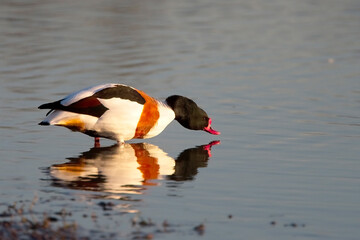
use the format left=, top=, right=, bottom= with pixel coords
left=166, top=95, right=220, bottom=135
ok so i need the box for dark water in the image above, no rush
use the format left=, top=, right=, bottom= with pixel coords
left=0, top=0, right=359, bottom=239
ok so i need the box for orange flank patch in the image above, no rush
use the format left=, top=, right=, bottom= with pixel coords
left=56, top=118, right=86, bottom=132
left=132, top=144, right=159, bottom=186
left=134, top=90, right=160, bottom=138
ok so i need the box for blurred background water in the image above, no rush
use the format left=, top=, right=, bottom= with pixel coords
left=0, top=0, right=359, bottom=239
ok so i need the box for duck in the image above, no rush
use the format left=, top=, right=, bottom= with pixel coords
left=38, top=83, right=220, bottom=145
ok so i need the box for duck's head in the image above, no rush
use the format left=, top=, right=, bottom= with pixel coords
left=166, top=95, right=220, bottom=135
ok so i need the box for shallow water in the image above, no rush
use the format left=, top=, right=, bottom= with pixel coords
left=1, top=0, right=359, bottom=239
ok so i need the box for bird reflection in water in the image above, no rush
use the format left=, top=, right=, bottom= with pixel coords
left=48, top=141, right=220, bottom=196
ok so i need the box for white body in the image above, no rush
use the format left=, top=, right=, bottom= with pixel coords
left=41, top=84, right=175, bottom=143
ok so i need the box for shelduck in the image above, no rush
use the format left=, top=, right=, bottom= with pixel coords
left=38, top=83, right=220, bottom=144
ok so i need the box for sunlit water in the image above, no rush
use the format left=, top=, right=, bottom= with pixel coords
left=0, top=0, right=359, bottom=239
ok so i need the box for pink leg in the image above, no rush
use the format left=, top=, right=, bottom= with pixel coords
left=94, top=137, right=100, bottom=148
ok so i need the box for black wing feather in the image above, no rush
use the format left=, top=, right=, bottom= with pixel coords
left=38, top=97, right=108, bottom=118
left=93, top=85, right=145, bottom=104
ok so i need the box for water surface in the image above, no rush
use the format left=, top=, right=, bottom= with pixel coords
left=0, top=0, right=359, bottom=239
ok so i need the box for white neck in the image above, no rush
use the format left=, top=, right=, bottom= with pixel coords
left=143, top=100, right=176, bottom=139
